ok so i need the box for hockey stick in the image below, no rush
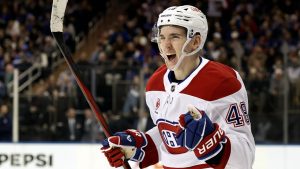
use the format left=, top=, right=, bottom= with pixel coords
left=50, top=0, right=131, bottom=168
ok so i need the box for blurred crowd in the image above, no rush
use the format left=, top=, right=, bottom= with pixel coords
left=0, top=0, right=108, bottom=102
left=0, top=0, right=300, bottom=143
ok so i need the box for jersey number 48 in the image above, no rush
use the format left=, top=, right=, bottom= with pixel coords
left=226, top=102, right=250, bottom=127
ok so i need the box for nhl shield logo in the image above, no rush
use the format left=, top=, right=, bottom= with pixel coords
left=171, top=85, right=175, bottom=92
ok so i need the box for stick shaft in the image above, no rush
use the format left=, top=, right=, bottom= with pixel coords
left=52, top=32, right=131, bottom=169
left=52, top=32, right=112, bottom=137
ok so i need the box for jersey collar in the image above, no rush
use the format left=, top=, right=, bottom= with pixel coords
left=163, top=57, right=209, bottom=93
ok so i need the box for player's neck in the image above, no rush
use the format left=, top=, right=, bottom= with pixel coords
left=174, top=56, right=201, bottom=80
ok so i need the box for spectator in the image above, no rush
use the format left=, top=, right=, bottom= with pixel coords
left=0, top=104, right=12, bottom=142
left=81, top=109, right=103, bottom=142
left=4, top=64, right=14, bottom=86
left=229, top=31, right=244, bottom=72
left=287, top=51, right=300, bottom=106
left=122, top=75, right=140, bottom=117
left=0, top=80, right=7, bottom=104
left=269, top=68, right=285, bottom=112
left=56, top=107, right=83, bottom=141
left=247, top=59, right=269, bottom=115
left=56, top=69, right=77, bottom=99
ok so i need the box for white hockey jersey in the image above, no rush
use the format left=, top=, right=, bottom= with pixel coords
left=145, top=58, right=255, bottom=169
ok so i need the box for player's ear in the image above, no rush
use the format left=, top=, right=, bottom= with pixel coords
left=192, top=34, right=201, bottom=50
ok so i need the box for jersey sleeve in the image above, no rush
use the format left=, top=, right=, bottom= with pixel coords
left=139, top=126, right=162, bottom=168
left=207, top=73, right=255, bottom=169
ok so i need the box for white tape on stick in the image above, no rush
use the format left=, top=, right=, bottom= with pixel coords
left=50, top=0, right=68, bottom=32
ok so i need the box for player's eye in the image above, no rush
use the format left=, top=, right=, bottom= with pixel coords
left=159, top=36, right=165, bottom=41
left=169, top=34, right=181, bottom=40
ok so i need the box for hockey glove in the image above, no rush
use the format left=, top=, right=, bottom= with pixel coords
left=176, top=105, right=226, bottom=161
left=101, top=129, right=148, bottom=168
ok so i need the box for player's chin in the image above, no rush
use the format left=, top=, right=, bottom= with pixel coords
left=166, top=59, right=178, bottom=68
left=166, top=62, right=176, bottom=70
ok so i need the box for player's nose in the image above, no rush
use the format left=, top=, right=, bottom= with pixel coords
left=162, top=40, right=174, bottom=52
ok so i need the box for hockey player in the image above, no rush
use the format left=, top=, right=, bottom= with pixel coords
left=101, top=5, right=255, bottom=169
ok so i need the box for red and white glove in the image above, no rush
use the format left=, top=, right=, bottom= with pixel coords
left=101, top=129, right=148, bottom=168
left=176, top=105, right=227, bottom=161
left=101, top=147, right=125, bottom=167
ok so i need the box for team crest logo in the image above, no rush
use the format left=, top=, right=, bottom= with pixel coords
left=155, top=98, right=160, bottom=110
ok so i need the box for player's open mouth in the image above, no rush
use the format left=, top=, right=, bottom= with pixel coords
left=167, top=54, right=176, bottom=61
